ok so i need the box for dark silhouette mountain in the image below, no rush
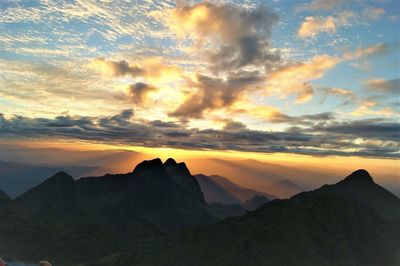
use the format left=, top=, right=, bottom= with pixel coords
left=88, top=169, right=400, bottom=266
left=261, top=179, right=304, bottom=199
left=0, top=189, right=10, bottom=203
left=295, top=169, right=400, bottom=220
left=14, top=159, right=216, bottom=241
left=2, top=158, right=223, bottom=265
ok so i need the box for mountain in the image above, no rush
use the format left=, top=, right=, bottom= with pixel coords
left=261, top=179, right=304, bottom=199
left=0, top=160, right=110, bottom=198
left=14, top=158, right=217, bottom=241
left=296, top=169, right=400, bottom=220
left=242, top=195, right=269, bottom=211
left=2, top=158, right=222, bottom=265
left=0, top=189, right=10, bottom=203
left=207, top=174, right=275, bottom=202
left=194, top=174, right=242, bottom=205
left=194, top=174, right=273, bottom=211
left=88, top=169, right=400, bottom=266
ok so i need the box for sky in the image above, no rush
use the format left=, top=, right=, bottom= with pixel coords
left=0, top=0, right=399, bottom=172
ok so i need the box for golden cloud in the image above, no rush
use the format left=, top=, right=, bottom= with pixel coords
left=351, top=100, right=394, bottom=117
left=297, top=11, right=355, bottom=38
left=343, top=43, right=388, bottom=60
left=266, top=55, right=340, bottom=103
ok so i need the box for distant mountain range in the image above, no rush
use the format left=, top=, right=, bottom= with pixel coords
left=261, top=179, right=304, bottom=198
left=194, top=174, right=274, bottom=205
left=0, top=158, right=399, bottom=266
left=0, top=161, right=110, bottom=198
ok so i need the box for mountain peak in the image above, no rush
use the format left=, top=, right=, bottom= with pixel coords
left=164, top=158, right=178, bottom=167
left=48, top=171, right=74, bottom=183
left=342, top=169, right=374, bottom=184
left=132, top=158, right=164, bottom=173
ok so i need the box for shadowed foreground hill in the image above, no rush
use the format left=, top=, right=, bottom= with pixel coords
left=87, top=170, right=400, bottom=266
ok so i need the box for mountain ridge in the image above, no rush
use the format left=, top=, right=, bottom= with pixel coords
left=86, top=168, right=400, bottom=266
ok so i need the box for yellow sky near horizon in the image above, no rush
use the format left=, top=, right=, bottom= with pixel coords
left=7, top=139, right=399, bottom=183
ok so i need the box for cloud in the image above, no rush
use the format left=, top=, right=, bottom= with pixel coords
left=223, top=120, right=247, bottom=131
left=351, top=100, right=394, bottom=117
left=88, top=57, right=181, bottom=83
left=170, top=72, right=263, bottom=119
left=126, top=82, right=157, bottom=106
left=364, top=78, right=399, bottom=94
left=240, top=106, right=334, bottom=125
left=363, top=7, right=385, bottom=21
left=297, top=11, right=356, bottom=38
left=88, top=58, right=144, bottom=77
left=343, top=43, right=388, bottom=60
left=296, top=0, right=345, bottom=12
left=1, top=110, right=398, bottom=158
left=320, top=87, right=357, bottom=105
left=313, top=119, right=400, bottom=142
left=161, top=2, right=281, bottom=72
left=298, top=16, right=336, bottom=38
left=266, top=55, right=340, bottom=103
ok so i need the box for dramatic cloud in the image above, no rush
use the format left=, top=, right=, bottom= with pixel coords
left=1, top=111, right=398, bottom=158
left=170, top=72, right=263, bottom=119
left=161, top=2, right=281, bottom=72
left=297, top=11, right=356, bottom=38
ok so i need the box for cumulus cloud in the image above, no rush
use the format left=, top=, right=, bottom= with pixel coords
left=297, top=11, right=356, bottom=38
left=161, top=2, right=281, bottom=72
left=1, top=110, right=398, bottom=158
left=170, top=72, right=263, bottom=119
left=298, top=16, right=336, bottom=38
